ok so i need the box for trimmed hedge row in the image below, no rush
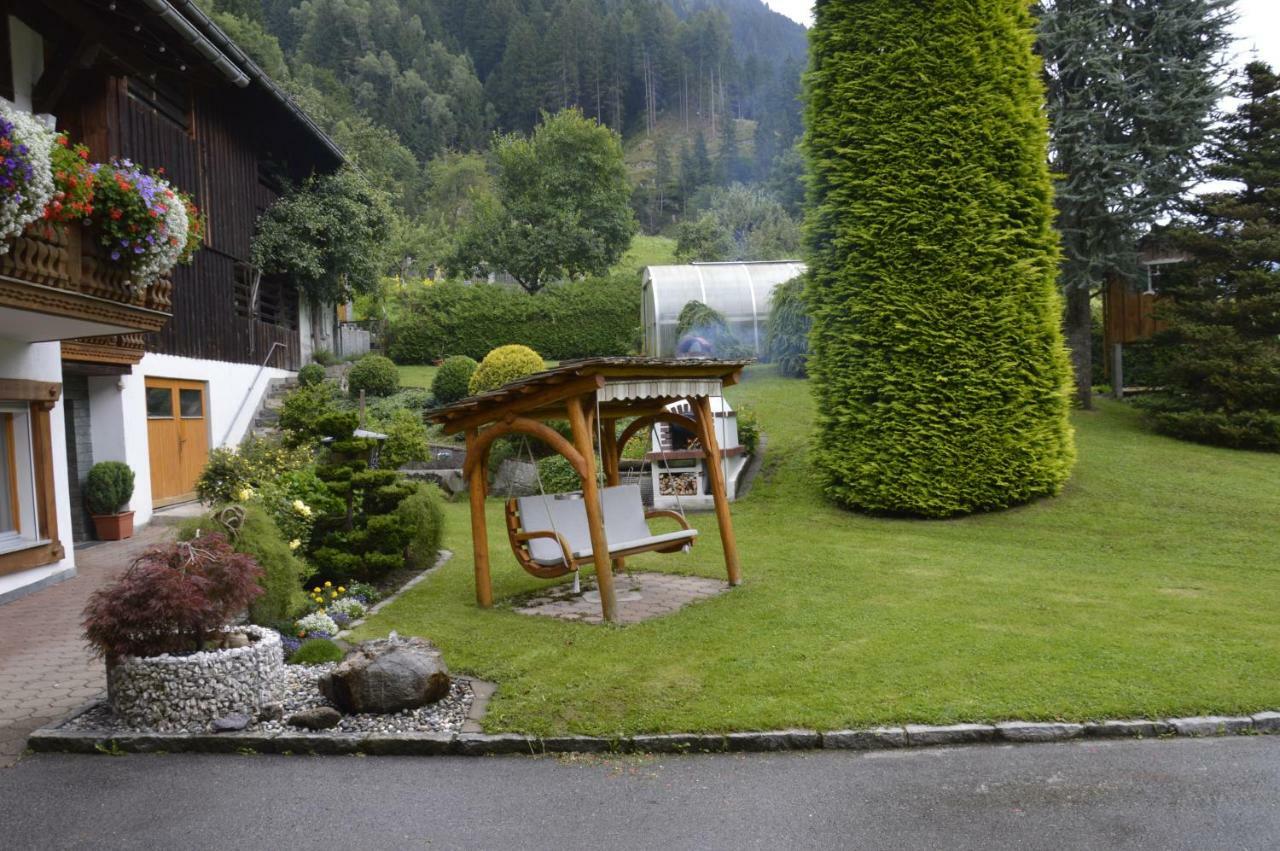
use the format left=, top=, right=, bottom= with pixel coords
left=387, top=276, right=641, bottom=363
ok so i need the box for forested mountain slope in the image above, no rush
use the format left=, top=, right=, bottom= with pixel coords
left=204, top=0, right=808, bottom=265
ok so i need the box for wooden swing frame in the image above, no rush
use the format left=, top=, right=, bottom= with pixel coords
left=427, top=357, right=749, bottom=623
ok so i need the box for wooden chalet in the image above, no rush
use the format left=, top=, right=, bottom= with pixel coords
left=0, top=0, right=342, bottom=600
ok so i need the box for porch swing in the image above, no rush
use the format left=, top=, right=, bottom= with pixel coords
left=503, top=417, right=699, bottom=585
left=426, top=357, right=749, bottom=623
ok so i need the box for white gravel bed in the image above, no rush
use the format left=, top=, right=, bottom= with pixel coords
left=64, top=663, right=474, bottom=736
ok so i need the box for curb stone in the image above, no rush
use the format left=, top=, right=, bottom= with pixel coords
left=905, top=724, right=996, bottom=746
left=1251, top=711, right=1280, bottom=733
left=726, top=729, right=820, bottom=752
left=27, top=712, right=1279, bottom=758
left=625, top=734, right=728, bottom=753
left=996, top=722, right=1084, bottom=743
left=1168, top=716, right=1254, bottom=737
left=1084, top=719, right=1173, bottom=738
left=823, top=727, right=907, bottom=750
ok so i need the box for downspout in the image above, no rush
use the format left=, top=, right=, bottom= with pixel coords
left=137, top=0, right=250, bottom=87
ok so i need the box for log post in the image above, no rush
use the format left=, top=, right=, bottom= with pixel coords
left=466, top=428, right=493, bottom=608
left=600, top=418, right=626, bottom=575
left=568, top=396, right=618, bottom=622
left=694, top=395, right=741, bottom=586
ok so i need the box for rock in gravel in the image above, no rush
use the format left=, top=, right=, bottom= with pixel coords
left=319, top=636, right=450, bottom=715
left=211, top=713, right=251, bottom=733
left=258, top=702, right=284, bottom=722
left=288, top=706, right=342, bottom=730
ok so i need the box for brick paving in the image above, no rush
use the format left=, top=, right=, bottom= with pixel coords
left=514, top=571, right=728, bottom=625
left=0, top=524, right=172, bottom=767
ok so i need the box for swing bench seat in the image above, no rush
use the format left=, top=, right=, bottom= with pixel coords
left=507, top=485, right=697, bottom=579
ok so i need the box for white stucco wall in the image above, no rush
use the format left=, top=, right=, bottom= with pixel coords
left=89, top=353, right=293, bottom=526
left=0, top=339, right=75, bottom=602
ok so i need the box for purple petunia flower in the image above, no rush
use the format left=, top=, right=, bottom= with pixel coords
left=110, top=251, right=120, bottom=261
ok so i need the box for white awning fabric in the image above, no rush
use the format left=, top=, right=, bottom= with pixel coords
left=598, top=378, right=723, bottom=403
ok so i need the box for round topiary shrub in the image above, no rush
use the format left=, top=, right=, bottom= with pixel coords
left=803, top=0, right=1074, bottom=518
left=347, top=354, right=400, bottom=398
left=85, top=461, right=135, bottom=516
left=431, top=355, right=478, bottom=405
left=468, top=345, right=544, bottom=395
left=289, top=638, right=346, bottom=666
left=297, top=363, right=326, bottom=387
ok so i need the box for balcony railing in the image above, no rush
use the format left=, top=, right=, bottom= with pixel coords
left=0, top=221, right=173, bottom=342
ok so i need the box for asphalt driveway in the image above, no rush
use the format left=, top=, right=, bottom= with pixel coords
left=1, top=736, right=1277, bottom=849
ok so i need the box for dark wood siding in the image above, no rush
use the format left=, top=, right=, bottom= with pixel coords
left=112, top=78, right=300, bottom=370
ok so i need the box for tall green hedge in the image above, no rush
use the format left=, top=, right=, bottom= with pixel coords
left=387, top=276, right=640, bottom=363
left=804, top=0, right=1074, bottom=517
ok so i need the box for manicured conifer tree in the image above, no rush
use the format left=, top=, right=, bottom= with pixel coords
left=804, top=0, right=1075, bottom=516
left=1141, top=63, right=1280, bottom=451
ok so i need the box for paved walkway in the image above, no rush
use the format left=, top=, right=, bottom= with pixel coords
left=515, top=571, right=729, bottom=624
left=0, top=524, right=172, bottom=767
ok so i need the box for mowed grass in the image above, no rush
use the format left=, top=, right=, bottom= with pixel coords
left=612, top=234, right=677, bottom=277
left=397, top=363, right=439, bottom=389
left=354, top=365, right=1280, bottom=735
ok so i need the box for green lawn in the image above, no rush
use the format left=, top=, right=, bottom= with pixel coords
left=398, top=364, right=440, bottom=389
left=354, top=366, right=1280, bottom=735
left=612, top=235, right=677, bottom=278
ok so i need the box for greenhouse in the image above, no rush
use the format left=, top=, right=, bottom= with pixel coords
left=641, top=261, right=807, bottom=357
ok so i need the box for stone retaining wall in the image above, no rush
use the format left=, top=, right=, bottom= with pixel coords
left=107, top=626, right=283, bottom=731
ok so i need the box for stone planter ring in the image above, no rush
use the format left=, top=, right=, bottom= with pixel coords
left=106, top=626, right=284, bottom=730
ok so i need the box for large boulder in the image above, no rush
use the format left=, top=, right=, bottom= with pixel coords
left=318, top=635, right=450, bottom=714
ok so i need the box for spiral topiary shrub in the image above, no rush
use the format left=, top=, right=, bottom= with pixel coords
left=85, top=461, right=135, bottom=516
left=297, top=363, right=326, bottom=387
left=804, top=0, right=1074, bottom=517
left=347, top=353, right=400, bottom=398
left=431, top=355, right=478, bottom=405
left=468, top=345, right=544, bottom=395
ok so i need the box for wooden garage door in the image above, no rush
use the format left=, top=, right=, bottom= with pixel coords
left=146, top=378, right=209, bottom=506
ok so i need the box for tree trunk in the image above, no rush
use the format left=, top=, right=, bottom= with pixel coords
left=1065, top=285, right=1093, bottom=410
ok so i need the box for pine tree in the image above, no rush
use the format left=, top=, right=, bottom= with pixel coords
left=804, top=0, right=1074, bottom=517
left=1141, top=63, right=1280, bottom=451
left=1037, top=0, right=1233, bottom=409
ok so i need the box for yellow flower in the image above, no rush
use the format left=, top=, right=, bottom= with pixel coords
left=289, top=539, right=301, bottom=550
left=337, top=586, right=346, bottom=593
left=312, top=587, right=322, bottom=593
left=331, top=591, right=338, bottom=599
left=324, top=581, right=332, bottom=588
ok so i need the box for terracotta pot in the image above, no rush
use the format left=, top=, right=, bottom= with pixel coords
left=92, top=510, right=135, bottom=541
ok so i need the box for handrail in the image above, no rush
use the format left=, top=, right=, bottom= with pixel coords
left=221, top=341, right=286, bottom=447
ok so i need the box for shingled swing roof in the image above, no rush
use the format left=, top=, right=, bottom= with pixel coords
left=426, top=357, right=752, bottom=434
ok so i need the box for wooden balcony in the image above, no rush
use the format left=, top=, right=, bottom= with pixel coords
left=0, top=221, right=172, bottom=348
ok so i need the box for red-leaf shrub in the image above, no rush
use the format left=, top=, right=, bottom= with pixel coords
left=83, top=534, right=264, bottom=661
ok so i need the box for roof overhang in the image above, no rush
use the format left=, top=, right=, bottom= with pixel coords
left=427, top=357, right=752, bottom=435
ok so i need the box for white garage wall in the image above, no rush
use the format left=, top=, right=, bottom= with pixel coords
left=0, top=340, right=75, bottom=603
left=88, top=353, right=293, bottom=526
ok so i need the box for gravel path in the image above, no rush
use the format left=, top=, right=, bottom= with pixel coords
left=63, top=664, right=474, bottom=735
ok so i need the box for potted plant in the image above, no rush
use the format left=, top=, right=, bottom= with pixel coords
left=86, top=460, right=135, bottom=540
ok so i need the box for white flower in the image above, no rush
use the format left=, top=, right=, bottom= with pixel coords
left=330, top=597, right=367, bottom=619
left=288, top=539, right=301, bottom=550
left=292, top=499, right=312, bottom=517
left=295, top=612, right=339, bottom=636
left=0, top=101, right=57, bottom=252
